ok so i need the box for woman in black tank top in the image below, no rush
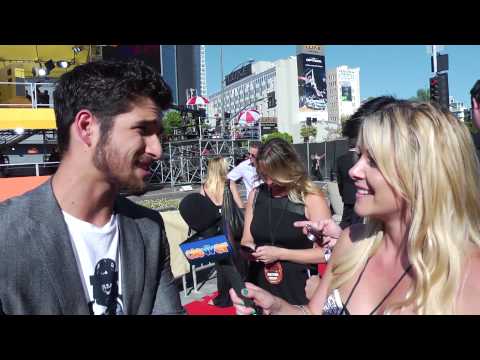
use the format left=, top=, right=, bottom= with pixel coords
left=241, top=139, right=331, bottom=305
left=200, top=157, right=246, bottom=307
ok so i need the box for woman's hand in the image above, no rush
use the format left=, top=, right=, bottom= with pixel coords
left=294, top=218, right=342, bottom=248
left=229, top=282, right=278, bottom=315
left=240, top=242, right=257, bottom=261
left=253, top=245, right=284, bottom=264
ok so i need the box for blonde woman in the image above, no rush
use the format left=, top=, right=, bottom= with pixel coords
left=231, top=100, right=480, bottom=315
left=240, top=138, right=331, bottom=305
left=200, top=157, right=246, bottom=307
left=200, top=156, right=229, bottom=212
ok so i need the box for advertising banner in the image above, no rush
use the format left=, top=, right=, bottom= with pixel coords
left=297, top=53, right=327, bottom=113
left=341, top=82, right=352, bottom=102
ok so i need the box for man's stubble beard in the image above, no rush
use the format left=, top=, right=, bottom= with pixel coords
left=93, top=140, right=146, bottom=193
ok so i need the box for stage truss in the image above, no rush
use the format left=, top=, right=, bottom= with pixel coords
left=147, top=137, right=258, bottom=188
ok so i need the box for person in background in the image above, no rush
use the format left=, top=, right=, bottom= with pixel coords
left=337, top=96, right=397, bottom=230
left=311, top=153, right=325, bottom=181
left=232, top=99, right=480, bottom=315
left=241, top=138, right=332, bottom=305
left=201, top=157, right=247, bottom=307
left=227, top=141, right=262, bottom=209
left=0, top=150, right=8, bottom=178
left=469, top=80, right=480, bottom=160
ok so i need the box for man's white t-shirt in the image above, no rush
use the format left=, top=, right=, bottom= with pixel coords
left=227, top=159, right=261, bottom=199
left=62, top=211, right=124, bottom=315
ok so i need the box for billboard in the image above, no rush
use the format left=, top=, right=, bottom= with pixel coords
left=225, top=63, right=252, bottom=86
left=297, top=53, right=327, bottom=112
left=341, top=82, right=352, bottom=102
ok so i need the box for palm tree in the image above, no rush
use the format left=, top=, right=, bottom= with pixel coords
left=300, top=125, right=317, bottom=142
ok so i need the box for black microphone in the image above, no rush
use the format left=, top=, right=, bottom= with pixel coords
left=220, top=260, right=263, bottom=315
left=179, top=194, right=263, bottom=314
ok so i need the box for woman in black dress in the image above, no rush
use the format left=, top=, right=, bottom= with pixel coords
left=241, top=138, right=331, bottom=305
left=200, top=157, right=246, bottom=307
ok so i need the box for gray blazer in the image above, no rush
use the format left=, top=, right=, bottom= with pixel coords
left=0, top=179, right=184, bottom=315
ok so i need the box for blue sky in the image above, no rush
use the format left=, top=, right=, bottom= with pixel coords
left=205, top=45, right=480, bottom=107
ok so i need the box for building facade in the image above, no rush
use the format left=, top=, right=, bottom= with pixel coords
left=326, top=65, right=361, bottom=124
left=208, top=50, right=354, bottom=144
left=449, top=96, right=466, bottom=122
left=208, top=61, right=276, bottom=120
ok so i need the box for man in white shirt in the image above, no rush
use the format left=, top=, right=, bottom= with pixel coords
left=0, top=60, right=183, bottom=315
left=228, top=142, right=261, bottom=209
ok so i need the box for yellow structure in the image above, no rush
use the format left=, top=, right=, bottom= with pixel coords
left=0, top=108, right=56, bottom=129
left=0, top=45, right=91, bottom=79
left=0, top=45, right=94, bottom=131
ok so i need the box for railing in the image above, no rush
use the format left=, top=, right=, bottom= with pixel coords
left=0, top=81, right=56, bottom=108
left=0, top=161, right=59, bottom=177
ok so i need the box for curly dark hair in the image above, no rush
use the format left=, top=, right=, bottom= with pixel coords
left=53, top=59, right=172, bottom=155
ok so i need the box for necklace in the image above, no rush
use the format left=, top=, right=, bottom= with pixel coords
left=268, top=189, right=288, bottom=246
left=263, top=188, right=289, bottom=285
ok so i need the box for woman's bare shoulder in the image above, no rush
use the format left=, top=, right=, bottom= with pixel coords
left=457, top=250, right=480, bottom=314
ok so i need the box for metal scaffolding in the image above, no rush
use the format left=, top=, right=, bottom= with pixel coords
left=147, top=137, right=257, bottom=188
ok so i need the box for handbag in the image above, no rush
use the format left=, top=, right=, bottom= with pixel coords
left=222, top=180, right=245, bottom=242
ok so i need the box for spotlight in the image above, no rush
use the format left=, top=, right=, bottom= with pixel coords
left=36, top=67, right=47, bottom=77
left=72, top=46, right=82, bottom=54
left=56, top=60, right=69, bottom=68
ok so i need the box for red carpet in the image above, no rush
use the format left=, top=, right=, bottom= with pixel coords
left=185, top=264, right=327, bottom=315
left=0, top=176, right=50, bottom=202
left=184, top=292, right=236, bottom=315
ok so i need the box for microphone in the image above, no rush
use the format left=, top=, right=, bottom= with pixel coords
left=179, top=193, right=262, bottom=314
left=220, top=261, right=262, bottom=314
left=179, top=233, right=262, bottom=314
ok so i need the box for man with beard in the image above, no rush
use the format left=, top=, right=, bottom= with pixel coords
left=0, top=60, right=184, bottom=315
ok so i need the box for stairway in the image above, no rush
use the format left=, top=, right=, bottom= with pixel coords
left=0, top=131, right=36, bottom=147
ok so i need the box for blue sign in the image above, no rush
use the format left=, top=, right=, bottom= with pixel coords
left=179, top=234, right=232, bottom=267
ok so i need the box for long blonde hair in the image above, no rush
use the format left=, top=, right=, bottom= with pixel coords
left=204, top=157, right=229, bottom=203
left=330, top=101, right=480, bottom=314
left=256, top=138, right=324, bottom=204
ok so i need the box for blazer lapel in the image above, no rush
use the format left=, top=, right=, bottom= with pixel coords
left=32, top=180, right=90, bottom=315
left=117, top=214, right=145, bottom=315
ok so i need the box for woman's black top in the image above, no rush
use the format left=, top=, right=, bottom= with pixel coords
left=249, top=184, right=313, bottom=305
